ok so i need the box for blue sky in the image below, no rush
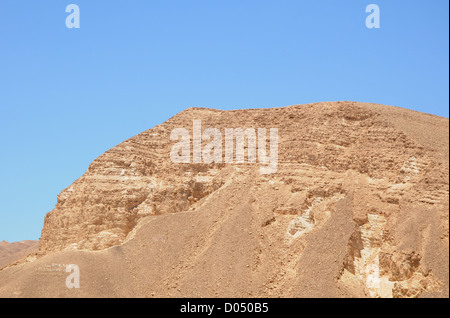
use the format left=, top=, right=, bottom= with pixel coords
left=0, top=1, right=448, bottom=242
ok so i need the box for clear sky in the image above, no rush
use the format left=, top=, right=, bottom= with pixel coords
left=0, top=1, right=448, bottom=242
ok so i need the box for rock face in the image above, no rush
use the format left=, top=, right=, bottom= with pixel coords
left=1, top=102, right=448, bottom=298
left=0, top=241, right=38, bottom=269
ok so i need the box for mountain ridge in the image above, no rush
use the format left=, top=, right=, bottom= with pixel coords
left=0, top=101, right=448, bottom=298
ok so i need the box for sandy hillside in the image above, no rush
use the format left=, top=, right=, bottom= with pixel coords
left=0, top=101, right=448, bottom=298
left=0, top=241, right=38, bottom=270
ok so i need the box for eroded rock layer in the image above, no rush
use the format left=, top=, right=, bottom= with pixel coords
left=2, top=102, right=448, bottom=298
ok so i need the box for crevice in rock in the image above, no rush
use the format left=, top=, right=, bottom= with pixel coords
left=340, top=212, right=440, bottom=298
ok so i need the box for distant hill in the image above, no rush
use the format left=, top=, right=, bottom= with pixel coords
left=0, top=240, right=38, bottom=269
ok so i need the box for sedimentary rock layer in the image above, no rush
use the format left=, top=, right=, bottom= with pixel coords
left=1, top=102, right=448, bottom=298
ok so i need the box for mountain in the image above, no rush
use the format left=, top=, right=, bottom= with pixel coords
left=0, top=241, right=38, bottom=269
left=0, top=102, right=448, bottom=298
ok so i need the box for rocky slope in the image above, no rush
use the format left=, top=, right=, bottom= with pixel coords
left=0, top=241, right=38, bottom=269
left=0, top=102, right=448, bottom=298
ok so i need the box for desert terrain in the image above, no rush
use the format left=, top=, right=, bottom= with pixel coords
left=0, top=241, right=38, bottom=269
left=0, top=101, right=448, bottom=298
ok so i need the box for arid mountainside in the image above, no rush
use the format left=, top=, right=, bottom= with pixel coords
left=0, top=241, right=38, bottom=269
left=0, top=101, right=448, bottom=298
